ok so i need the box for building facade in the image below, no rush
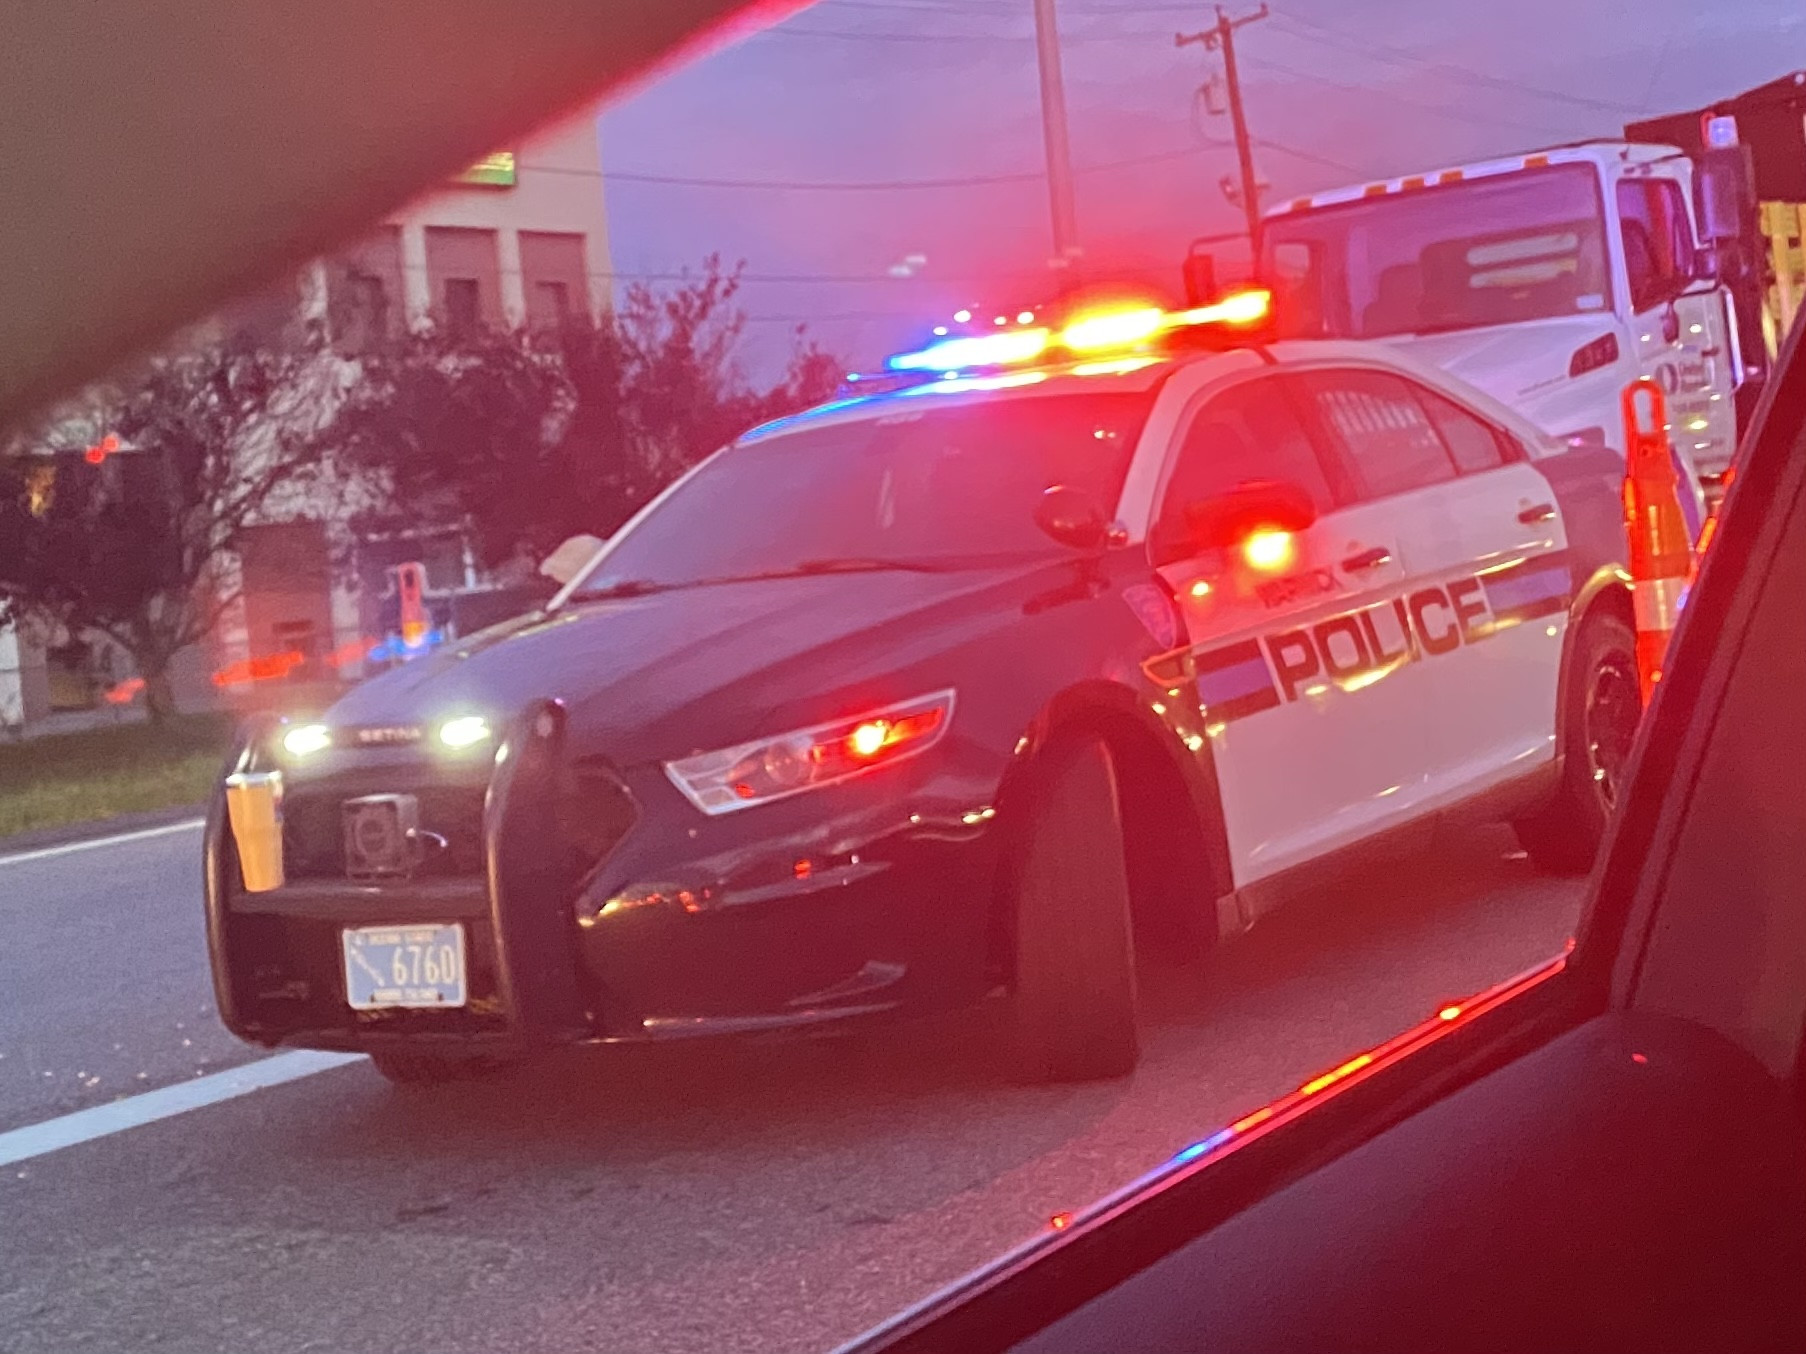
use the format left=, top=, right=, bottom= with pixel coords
left=1, top=106, right=612, bottom=733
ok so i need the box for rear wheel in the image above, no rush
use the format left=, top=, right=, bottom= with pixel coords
left=1007, top=733, right=1141, bottom=1083
left=1514, top=611, right=1642, bottom=874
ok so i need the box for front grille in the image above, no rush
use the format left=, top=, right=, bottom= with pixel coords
left=283, top=780, right=487, bottom=879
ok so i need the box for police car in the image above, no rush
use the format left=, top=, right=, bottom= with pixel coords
left=202, top=290, right=1635, bottom=1085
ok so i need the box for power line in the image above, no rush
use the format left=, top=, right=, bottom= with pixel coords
left=768, top=20, right=1177, bottom=45
left=1238, top=51, right=1585, bottom=140
left=589, top=144, right=1210, bottom=191
left=1251, top=135, right=1363, bottom=176
left=1266, top=12, right=1645, bottom=116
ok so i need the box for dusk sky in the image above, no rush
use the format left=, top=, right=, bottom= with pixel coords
left=599, top=0, right=1803, bottom=376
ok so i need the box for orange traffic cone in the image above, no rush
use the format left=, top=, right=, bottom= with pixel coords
left=1621, top=378, right=1696, bottom=701
left=1693, top=462, right=1734, bottom=564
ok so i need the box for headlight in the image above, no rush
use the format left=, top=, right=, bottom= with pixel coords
left=664, top=689, right=956, bottom=816
left=437, top=715, right=492, bottom=749
left=280, top=723, right=331, bottom=758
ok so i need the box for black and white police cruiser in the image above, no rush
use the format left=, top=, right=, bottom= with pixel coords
left=204, top=288, right=1635, bottom=1085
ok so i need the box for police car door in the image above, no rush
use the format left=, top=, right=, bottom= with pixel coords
left=1149, top=372, right=1439, bottom=889
left=1617, top=173, right=1736, bottom=491
left=1295, top=366, right=1570, bottom=807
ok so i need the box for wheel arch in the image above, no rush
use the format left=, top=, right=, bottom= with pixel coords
left=1555, top=566, right=1636, bottom=760
left=985, top=679, right=1232, bottom=981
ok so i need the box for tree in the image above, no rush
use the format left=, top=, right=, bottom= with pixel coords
left=0, top=339, right=331, bottom=721
left=320, top=257, right=843, bottom=569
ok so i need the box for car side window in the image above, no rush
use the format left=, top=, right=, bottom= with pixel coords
left=1152, top=378, right=1333, bottom=563
left=1411, top=385, right=1510, bottom=474
left=1301, top=369, right=1457, bottom=500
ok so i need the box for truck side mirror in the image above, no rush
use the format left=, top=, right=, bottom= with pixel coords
left=1691, top=243, right=1723, bottom=287
left=1183, top=250, right=1220, bottom=307
left=1696, top=144, right=1755, bottom=248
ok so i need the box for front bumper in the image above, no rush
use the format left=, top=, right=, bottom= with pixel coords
left=204, top=706, right=1008, bottom=1055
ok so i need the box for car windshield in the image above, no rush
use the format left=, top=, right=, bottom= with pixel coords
left=1264, top=164, right=1613, bottom=338
left=570, top=391, right=1156, bottom=595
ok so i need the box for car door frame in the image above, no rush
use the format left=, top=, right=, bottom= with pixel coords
left=1286, top=357, right=1576, bottom=816
left=1128, top=356, right=1457, bottom=899
left=832, top=318, right=1806, bottom=1354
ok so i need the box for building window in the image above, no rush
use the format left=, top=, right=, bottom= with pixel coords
left=329, top=226, right=405, bottom=350
left=531, top=280, right=570, bottom=328
left=425, top=226, right=502, bottom=332
left=444, top=278, right=481, bottom=334
left=520, top=231, right=589, bottom=327
left=337, top=271, right=390, bottom=351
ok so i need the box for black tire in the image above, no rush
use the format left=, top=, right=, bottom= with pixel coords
left=1007, top=732, right=1141, bottom=1083
left=1513, top=611, right=1642, bottom=875
left=369, top=1050, right=513, bottom=1087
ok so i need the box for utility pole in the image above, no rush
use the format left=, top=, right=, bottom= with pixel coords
left=1178, top=4, right=1268, bottom=259
left=1032, top=0, right=1080, bottom=263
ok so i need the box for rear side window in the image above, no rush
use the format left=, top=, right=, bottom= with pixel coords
left=1300, top=370, right=1456, bottom=499
left=1153, top=378, right=1332, bottom=562
left=1414, top=386, right=1510, bottom=474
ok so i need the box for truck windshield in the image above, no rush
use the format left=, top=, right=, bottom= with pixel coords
left=1264, top=163, right=1612, bottom=339
left=569, top=390, right=1156, bottom=596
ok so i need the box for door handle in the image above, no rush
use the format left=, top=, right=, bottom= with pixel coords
left=1340, top=545, right=1393, bottom=572
left=1517, top=502, right=1557, bottom=524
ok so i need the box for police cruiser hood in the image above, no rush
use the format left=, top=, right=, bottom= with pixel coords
left=319, top=561, right=1055, bottom=766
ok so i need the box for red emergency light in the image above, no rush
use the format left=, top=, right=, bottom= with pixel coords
left=884, top=288, right=1272, bottom=376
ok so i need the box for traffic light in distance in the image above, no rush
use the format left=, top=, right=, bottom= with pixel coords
left=396, top=562, right=428, bottom=648
left=84, top=433, right=121, bottom=465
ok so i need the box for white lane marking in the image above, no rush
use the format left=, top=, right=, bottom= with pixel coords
left=0, top=818, right=205, bottom=868
left=0, top=1050, right=364, bottom=1168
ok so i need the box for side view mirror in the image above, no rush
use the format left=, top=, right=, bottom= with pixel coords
left=1691, top=244, right=1724, bottom=287
left=1183, top=479, right=1318, bottom=553
left=538, top=534, right=605, bottom=586
left=1183, top=248, right=1220, bottom=307
left=1034, top=485, right=1121, bottom=552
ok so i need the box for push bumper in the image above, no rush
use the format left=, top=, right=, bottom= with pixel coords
left=204, top=706, right=1008, bottom=1055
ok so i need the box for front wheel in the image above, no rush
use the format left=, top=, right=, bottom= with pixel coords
left=1514, top=611, right=1642, bottom=874
left=1006, top=733, right=1141, bottom=1083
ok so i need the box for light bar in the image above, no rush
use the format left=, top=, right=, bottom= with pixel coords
left=887, top=328, right=1050, bottom=373
left=884, top=288, right=1272, bottom=376
left=1060, top=306, right=1167, bottom=352
left=1175, top=287, right=1273, bottom=328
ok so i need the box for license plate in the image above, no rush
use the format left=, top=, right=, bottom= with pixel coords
left=341, top=924, right=467, bottom=1010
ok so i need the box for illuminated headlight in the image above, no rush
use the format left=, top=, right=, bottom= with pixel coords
left=281, top=723, right=331, bottom=758
left=664, top=690, right=956, bottom=816
left=437, top=715, right=492, bottom=750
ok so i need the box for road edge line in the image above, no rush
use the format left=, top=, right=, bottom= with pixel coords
left=0, top=1051, right=366, bottom=1169
left=0, top=817, right=206, bottom=868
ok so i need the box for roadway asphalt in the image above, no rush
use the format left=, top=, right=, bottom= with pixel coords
left=0, top=819, right=1584, bottom=1354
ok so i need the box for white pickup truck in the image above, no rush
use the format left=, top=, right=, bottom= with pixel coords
left=1247, top=135, right=1769, bottom=528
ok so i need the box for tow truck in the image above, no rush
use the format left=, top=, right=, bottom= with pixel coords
left=1225, top=75, right=1806, bottom=519
left=204, top=289, right=1632, bottom=1088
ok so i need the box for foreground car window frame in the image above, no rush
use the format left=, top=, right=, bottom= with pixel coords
left=833, top=311, right=1806, bottom=1354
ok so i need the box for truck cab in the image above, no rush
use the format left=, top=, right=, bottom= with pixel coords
left=1259, top=143, right=1745, bottom=513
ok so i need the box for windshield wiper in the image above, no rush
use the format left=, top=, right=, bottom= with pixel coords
left=569, top=553, right=1042, bottom=604
left=568, top=577, right=681, bottom=601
